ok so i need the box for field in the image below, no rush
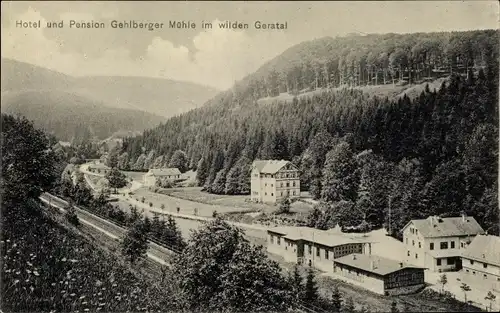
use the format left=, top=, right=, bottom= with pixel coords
left=256, top=78, right=448, bottom=106
left=156, top=187, right=314, bottom=216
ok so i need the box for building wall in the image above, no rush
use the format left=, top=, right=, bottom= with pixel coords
left=260, top=175, right=277, bottom=203
left=384, top=268, right=425, bottom=294
left=462, top=257, right=500, bottom=289
left=275, top=168, right=300, bottom=201
left=266, top=232, right=298, bottom=263
left=403, top=222, right=474, bottom=271
left=333, top=263, right=385, bottom=294
left=302, top=242, right=364, bottom=273
left=250, top=169, right=261, bottom=202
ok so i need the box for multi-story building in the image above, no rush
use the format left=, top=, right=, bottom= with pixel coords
left=250, top=160, right=300, bottom=204
left=333, top=253, right=426, bottom=295
left=461, top=234, right=500, bottom=291
left=402, top=214, right=485, bottom=272
left=267, top=226, right=373, bottom=273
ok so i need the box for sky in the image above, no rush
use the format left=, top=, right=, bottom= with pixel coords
left=1, top=1, right=498, bottom=90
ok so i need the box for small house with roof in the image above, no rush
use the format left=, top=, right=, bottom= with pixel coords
left=402, top=214, right=485, bottom=272
left=143, top=168, right=181, bottom=187
left=267, top=225, right=373, bottom=273
left=461, top=234, right=500, bottom=291
left=251, top=160, right=300, bottom=204
left=333, top=253, right=425, bottom=295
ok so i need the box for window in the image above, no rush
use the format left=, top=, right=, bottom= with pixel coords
left=440, top=242, right=448, bottom=249
left=280, top=192, right=283, bottom=196
left=447, top=258, right=455, bottom=265
left=407, top=251, right=410, bottom=256
left=271, top=184, right=273, bottom=187
left=271, top=193, right=274, bottom=196
left=406, top=238, right=408, bottom=244
left=308, top=245, right=312, bottom=255
left=287, top=191, right=290, bottom=196
left=270, top=235, right=274, bottom=244
left=277, top=237, right=280, bottom=245
left=430, top=242, right=434, bottom=250
left=470, top=260, right=474, bottom=265
left=316, top=248, right=320, bottom=257
left=437, top=259, right=442, bottom=266
left=293, top=181, right=296, bottom=187
left=415, top=253, right=418, bottom=259
left=451, top=241, right=455, bottom=249
left=265, top=192, right=267, bottom=196
left=281, top=183, right=283, bottom=187
left=325, top=250, right=329, bottom=259
left=415, top=229, right=418, bottom=235
left=412, top=240, right=415, bottom=246
left=293, top=191, right=296, bottom=196
left=265, top=183, right=267, bottom=186
left=286, top=182, right=290, bottom=187
left=483, top=263, right=488, bottom=269
left=418, top=242, right=421, bottom=248
left=484, top=274, right=487, bottom=279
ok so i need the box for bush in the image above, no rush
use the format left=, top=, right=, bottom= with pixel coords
left=64, top=206, right=80, bottom=226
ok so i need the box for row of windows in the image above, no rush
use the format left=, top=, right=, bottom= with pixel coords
left=259, top=172, right=298, bottom=179
left=264, top=181, right=298, bottom=188
left=307, top=244, right=361, bottom=260
left=406, top=239, right=456, bottom=250
left=469, top=259, right=488, bottom=268
left=262, top=190, right=297, bottom=197
left=465, top=269, right=499, bottom=280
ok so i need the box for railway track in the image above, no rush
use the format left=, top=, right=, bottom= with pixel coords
left=40, top=193, right=176, bottom=266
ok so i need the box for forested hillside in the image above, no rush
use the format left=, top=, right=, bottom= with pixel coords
left=119, top=30, right=499, bottom=236
left=2, top=90, right=166, bottom=142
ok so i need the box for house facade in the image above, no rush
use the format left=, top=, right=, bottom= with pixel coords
left=251, top=160, right=300, bottom=204
left=333, top=253, right=426, bottom=295
left=143, top=168, right=181, bottom=186
left=461, top=234, right=500, bottom=292
left=267, top=226, right=372, bottom=273
left=402, top=214, right=485, bottom=272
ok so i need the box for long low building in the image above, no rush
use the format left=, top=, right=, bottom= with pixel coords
left=333, top=253, right=426, bottom=295
left=461, top=234, right=500, bottom=292
left=267, top=225, right=373, bottom=273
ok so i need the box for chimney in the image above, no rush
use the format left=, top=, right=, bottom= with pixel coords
left=370, top=260, right=377, bottom=270
left=399, top=262, right=403, bottom=268
left=462, top=213, right=467, bottom=222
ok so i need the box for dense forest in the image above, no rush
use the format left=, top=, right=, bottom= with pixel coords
left=119, top=30, right=499, bottom=237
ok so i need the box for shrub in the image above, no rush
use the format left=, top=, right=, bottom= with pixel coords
left=65, top=206, right=80, bottom=226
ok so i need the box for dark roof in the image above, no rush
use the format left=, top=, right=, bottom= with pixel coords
left=334, top=253, right=424, bottom=276
left=461, top=235, right=500, bottom=267
left=404, top=216, right=485, bottom=238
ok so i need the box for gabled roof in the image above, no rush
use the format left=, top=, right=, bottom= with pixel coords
left=403, top=216, right=485, bottom=238
left=146, top=168, right=181, bottom=176
left=461, top=235, right=500, bottom=267
left=334, top=253, right=424, bottom=276
left=268, top=226, right=373, bottom=247
left=252, top=159, right=296, bottom=174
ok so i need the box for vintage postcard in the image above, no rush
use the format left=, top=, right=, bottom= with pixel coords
left=1, top=1, right=499, bottom=312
